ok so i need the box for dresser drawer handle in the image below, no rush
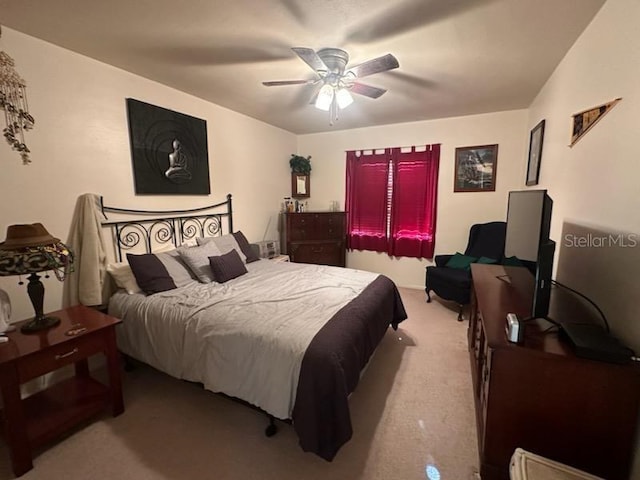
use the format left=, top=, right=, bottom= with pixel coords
left=55, top=348, right=79, bottom=360
left=312, top=247, right=324, bottom=253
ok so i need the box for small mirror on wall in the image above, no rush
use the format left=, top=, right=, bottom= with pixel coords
left=292, top=173, right=310, bottom=198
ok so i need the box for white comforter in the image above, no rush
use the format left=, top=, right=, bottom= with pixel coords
left=109, top=260, right=378, bottom=419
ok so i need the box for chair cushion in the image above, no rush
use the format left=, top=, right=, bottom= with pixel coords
left=445, top=252, right=477, bottom=271
left=429, top=267, right=472, bottom=289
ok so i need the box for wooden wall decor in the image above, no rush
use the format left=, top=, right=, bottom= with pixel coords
left=570, top=98, right=621, bottom=147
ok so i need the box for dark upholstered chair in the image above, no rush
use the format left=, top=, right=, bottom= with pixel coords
left=425, top=221, right=506, bottom=320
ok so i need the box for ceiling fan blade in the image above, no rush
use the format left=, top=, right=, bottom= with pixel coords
left=350, top=83, right=388, bottom=99
left=308, top=83, right=323, bottom=105
left=262, top=80, right=315, bottom=86
left=291, top=47, right=329, bottom=73
left=347, top=54, right=399, bottom=78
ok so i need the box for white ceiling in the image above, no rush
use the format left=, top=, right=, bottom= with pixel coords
left=0, top=0, right=606, bottom=134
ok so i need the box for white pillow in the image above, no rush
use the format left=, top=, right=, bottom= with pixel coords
left=197, top=234, right=247, bottom=263
left=178, top=241, right=222, bottom=283
left=181, top=238, right=198, bottom=247
left=107, top=262, right=142, bottom=294
left=152, top=243, right=178, bottom=253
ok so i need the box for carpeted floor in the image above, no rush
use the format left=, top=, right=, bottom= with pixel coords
left=0, top=288, right=479, bottom=480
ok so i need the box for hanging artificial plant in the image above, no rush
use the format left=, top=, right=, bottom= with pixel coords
left=289, top=154, right=312, bottom=175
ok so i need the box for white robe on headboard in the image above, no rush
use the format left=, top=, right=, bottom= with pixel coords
left=62, top=193, right=110, bottom=308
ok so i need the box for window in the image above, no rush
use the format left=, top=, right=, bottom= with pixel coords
left=345, top=144, right=440, bottom=259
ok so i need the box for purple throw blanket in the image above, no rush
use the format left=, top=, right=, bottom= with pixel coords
left=292, top=275, right=407, bottom=460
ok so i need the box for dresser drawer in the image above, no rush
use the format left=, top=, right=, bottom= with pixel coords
left=287, top=213, right=312, bottom=241
left=18, top=332, right=107, bottom=381
left=314, top=214, right=345, bottom=239
left=290, top=241, right=344, bottom=267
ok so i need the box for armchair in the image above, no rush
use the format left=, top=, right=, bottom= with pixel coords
left=425, top=221, right=506, bottom=320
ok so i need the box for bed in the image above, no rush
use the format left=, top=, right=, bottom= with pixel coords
left=100, top=195, right=407, bottom=461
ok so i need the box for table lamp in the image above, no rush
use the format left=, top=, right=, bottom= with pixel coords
left=0, top=223, right=74, bottom=333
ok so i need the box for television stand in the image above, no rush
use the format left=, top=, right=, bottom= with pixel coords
left=469, top=264, right=640, bottom=480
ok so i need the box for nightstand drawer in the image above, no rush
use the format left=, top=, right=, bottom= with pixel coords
left=290, top=241, right=344, bottom=266
left=17, top=332, right=106, bottom=381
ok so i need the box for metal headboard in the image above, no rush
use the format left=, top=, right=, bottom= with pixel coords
left=100, top=194, right=233, bottom=262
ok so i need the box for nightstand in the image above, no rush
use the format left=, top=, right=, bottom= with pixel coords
left=269, top=254, right=290, bottom=263
left=0, top=305, right=124, bottom=476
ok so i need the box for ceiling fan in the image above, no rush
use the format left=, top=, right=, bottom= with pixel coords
left=262, top=47, right=399, bottom=123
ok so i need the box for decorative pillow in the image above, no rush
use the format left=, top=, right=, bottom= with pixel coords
left=178, top=241, right=222, bottom=283
left=476, top=256, right=498, bottom=265
left=126, top=253, right=177, bottom=294
left=232, top=231, right=260, bottom=263
left=155, top=250, right=198, bottom=287
left=209, top=250, right=248, bottom=283
left=197, top=234, right=247, bottom=263
left=106, top=262, right=142, bottom=294
left=445, top=252, right=477, bottom=271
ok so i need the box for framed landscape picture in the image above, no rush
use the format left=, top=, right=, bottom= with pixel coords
left=526, top=120, right=545, bottom=186
left=126, top=98, right=211, bottom=195
left=454, top=144, right=498, bottom=192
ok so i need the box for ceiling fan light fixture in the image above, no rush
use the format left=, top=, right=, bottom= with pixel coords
left=315, top=84, right=334, bottom=111
left=336, top=88, right=354, bottom=109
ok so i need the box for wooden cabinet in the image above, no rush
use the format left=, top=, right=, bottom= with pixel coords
left=280, top=212, right=346, bottom=267
left=469, top=264, right=640, bottom=480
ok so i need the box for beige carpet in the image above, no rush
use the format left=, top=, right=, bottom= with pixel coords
left=0, top=288, right=479, bottom=480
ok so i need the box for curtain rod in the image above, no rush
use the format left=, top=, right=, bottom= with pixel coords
left=346, top=144, right=439, bottom=155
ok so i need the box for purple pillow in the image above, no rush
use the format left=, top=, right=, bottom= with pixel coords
left=232, top=231, right=260, bottom=263
left=209, top=250, right=248, bottom=283
left=127, top=253, right=177, bottom=294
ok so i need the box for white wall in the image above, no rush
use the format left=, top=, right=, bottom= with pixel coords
left=298, top=109, right=529, bottom=289
left=0, top=28, right=296, bottom=321
left=526, top=0, right=640, bottom=476
left=527, top=0, right=639, bottom=238
left=526, top=0, right=640, bottom=347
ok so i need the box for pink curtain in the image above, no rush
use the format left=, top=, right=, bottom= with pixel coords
left=388, top=145, right=440, bottom=258
left=345, top=149, right=390, bottom=253
left=345, top=144, right=440, bottom=260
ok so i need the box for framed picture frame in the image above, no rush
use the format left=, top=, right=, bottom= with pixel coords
left=291, top=173, right=310, bottom=198
left=126, top=98, right=211, bottom=195
left=526, top=120, right=545, bottom=186
left=454, top=144, right=498, bottom=192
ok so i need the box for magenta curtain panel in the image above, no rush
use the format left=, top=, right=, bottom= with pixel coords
left=388, top=145, right=440, bottom=258
left=345, top=149, right=390, bottom=253
left=345, top=144, right=440, bottom=259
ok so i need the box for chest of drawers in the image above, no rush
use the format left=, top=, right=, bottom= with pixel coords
left=280, top=212, right=346, bottom=267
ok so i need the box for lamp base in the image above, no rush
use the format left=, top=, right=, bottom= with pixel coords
left=20, top=315, right=61, bottom=334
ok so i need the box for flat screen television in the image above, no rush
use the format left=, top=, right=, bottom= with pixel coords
left=504, top=189, right=555, bottom=319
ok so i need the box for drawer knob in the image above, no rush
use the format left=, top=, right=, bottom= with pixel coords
left=55, top=348, right=79, bottom=360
